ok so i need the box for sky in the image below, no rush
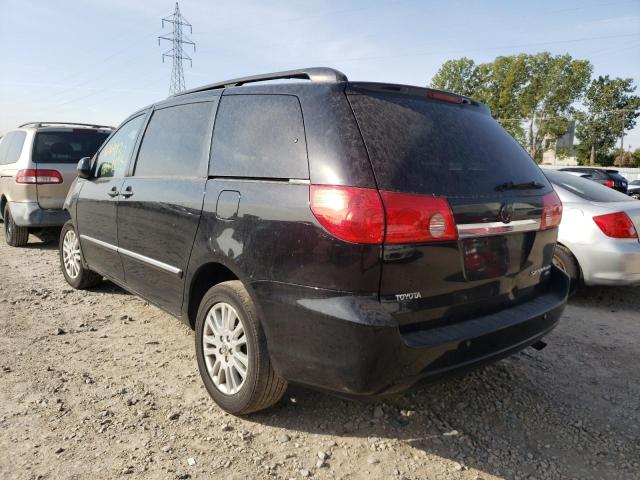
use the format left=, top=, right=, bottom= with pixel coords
left=1, top=0, right=639, bottom=147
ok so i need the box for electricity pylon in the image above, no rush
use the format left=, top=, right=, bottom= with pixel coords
left=158, top=2, right=195, bottom=95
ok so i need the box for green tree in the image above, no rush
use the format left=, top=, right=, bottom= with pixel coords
left=519, top=53, right=591, bottom=160
left=429, top=57, right=481, bottom=97
left=575, top=76, right=640, bottom=165
left=431, top=53, right=592, bottom=159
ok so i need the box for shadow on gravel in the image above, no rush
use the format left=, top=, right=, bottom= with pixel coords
left=91, top=280, right=131, bottom=296
left=569, top=285, right=640, bottom=313
left=22, top=229, right=61, bottom=250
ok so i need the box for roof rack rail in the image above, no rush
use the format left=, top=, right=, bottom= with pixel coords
left=174, top=67, right=348, bottom=97
left=18, top=122, right=115, bottom=129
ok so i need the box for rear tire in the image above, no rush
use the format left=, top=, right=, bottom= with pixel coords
left=59, top=221, right=102, bottom=289
left=552, top=244, right=580, bottom=294
left=195, top=280, right=287, bottom=415
left=4, top=205, right=28, bottom=247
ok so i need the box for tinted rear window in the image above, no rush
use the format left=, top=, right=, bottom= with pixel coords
left=33, top=130, right=110, bottom=164
left=608, top=172, right=627, bottom=182
left=347, top=90, right=551, bottom=196
left=210, top=94, right=308, bottom=179
left=545, top=170, right=633, bottom=203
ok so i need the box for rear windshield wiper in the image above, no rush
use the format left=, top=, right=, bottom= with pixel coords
left=495, top=181, right=546, bottom=192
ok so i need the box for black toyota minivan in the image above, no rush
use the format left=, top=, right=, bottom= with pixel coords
left=60, top=68, right=569, bottom=414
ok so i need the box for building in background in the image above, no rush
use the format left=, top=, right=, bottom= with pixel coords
left=541, top=121, right=578, bottom=166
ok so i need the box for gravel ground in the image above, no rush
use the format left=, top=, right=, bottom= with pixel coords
left=0, top=231, right=639, bottom=480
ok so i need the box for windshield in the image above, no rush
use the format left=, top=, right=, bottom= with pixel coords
left=545, top=170, right=634, bottom=203
left=347, top=87, right=551, bottom=196
left=33, top=130, right=110, bottom=164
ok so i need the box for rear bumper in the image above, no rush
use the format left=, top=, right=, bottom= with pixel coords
left=578, top=238, right=640, bottom=286
left=253, top=266, right=569, bottom=396
left=7, top=201, right=70, bottom=227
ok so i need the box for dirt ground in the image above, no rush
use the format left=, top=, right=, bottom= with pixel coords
left=0, top=231, right=638, bottom=480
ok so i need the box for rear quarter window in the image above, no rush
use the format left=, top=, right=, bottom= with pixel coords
left=0, top=131, right=27, bottom=165
left=210, top=94, right=308, bottom=179
left=347, top=89, right=551, bottom=197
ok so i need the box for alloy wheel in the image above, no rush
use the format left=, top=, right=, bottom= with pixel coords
left=202, top=302, right=248, bottom=395
left=62, top=229, right=82, bottom=279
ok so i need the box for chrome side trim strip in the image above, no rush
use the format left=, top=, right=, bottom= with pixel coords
left=79, top=234, right=183, bottom=277
left=80, top=234, right=118, bottom=252
left=118, top=246, right=183, bottom=277
left=457, top=219, right=541, bottom=238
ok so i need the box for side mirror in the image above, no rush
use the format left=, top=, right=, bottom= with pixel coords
left=77, top=157, right=92, bottom=179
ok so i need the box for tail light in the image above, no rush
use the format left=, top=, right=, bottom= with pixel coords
left=16, top=169, right=63, bottom=184
left=605, top=179, right=615, bottom=188
left=593, top=212, right=638, bottom=239
left=380, top=191, right=457, bottom=243
left=541, top=191, right=563, bottom=230
left=309, top=185, right=384, bottom=244
left=309, top=185, right=458, bottom=244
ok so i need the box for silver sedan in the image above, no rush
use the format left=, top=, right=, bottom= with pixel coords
left=544, top=169, right=640, bottom=288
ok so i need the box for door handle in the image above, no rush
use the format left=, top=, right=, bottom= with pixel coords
left=107, top=186, right=119, bottom=198
left=121, top=186, right=134, bottom=198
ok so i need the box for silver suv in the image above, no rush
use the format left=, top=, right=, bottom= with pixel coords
left=0, top=122, right=112, bottom=246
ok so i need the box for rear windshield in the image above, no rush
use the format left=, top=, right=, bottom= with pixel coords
left=545, top=170, right=633, bottom=203
left=347, top=89, right=551, bottom=196
left=608, top=172, right=627, bottom=182
left=33, top=130, right=110, bottom=164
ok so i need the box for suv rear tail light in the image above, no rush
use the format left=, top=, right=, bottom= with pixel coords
left=605, top=179, right=615, bottom=188
left=541, top=191, right=563, bottom=230
left=592, top=212, right=638, bottom=239
left=380, top=191, right=457, bottom=243
left=309, top=186, right=458, bottom=244
left=15, top=169, right=63, bottom=185
left=310, top=185, right=384, bottom=244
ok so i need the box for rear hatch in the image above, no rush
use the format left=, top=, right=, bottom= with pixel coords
left=33, top=128, right=110, bottom=209
left=606, top=170, right=628, bottom=193
left=347, top=83, right=560, bottom=329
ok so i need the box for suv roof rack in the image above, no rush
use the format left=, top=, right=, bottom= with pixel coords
left=18, top=122, right=114, bottom=129
left=174, top=67, right=348, bottom=97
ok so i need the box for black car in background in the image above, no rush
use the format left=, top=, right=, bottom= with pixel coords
left=58, top=67, right=569, bottom=414
left=628, top=180, right=640, bottom=200
left=558, top=167, right=628, bottom=194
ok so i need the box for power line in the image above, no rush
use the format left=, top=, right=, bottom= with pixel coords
left=159, top=2, right=195, bottom=95
left=297, top=32, right=640, bottom=64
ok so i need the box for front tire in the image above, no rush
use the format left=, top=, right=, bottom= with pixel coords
left=552, top=244, right=580, bottom=294
left=59, top=221, right=102, bottom=289
left=4, top=205, right=29, bottom=247
left=631, top=193, right=640, bottom=200
left=195, top=280, right=287, bottom=415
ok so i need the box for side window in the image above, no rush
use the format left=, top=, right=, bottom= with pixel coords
left=210, top=95, right=308, bottom=179
left=0, top=131, right=27, bottom=165
left=94, top=115, right=145, bottom=178
left=0, top=133, right=14, bottom=165
left=134, top=102, right=214, bottom=177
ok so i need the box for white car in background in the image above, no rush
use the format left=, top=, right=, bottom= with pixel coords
left=544, top=170, right=640, bottom=289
